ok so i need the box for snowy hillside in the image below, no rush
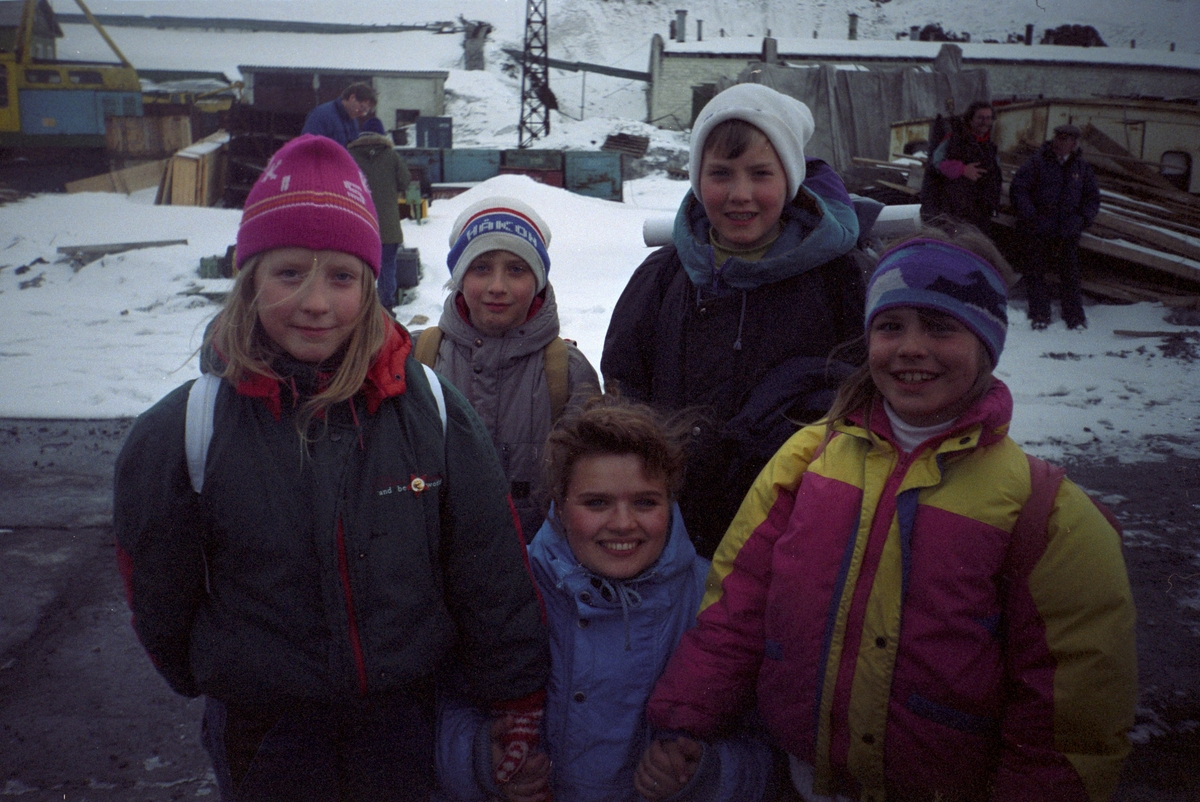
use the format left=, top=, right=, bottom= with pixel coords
left=63, top=0, right=1200, bottom=59
left=53, top=0, right=1200, bottom=150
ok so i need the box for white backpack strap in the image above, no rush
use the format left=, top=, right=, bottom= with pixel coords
left=185, top=373, right=221, bottom=494
left=421, top=363, right=447, bottom=437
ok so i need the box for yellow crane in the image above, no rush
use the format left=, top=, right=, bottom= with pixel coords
left=1, top=0, right=140, bottom=151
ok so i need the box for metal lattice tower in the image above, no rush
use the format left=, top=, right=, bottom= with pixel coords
left=518, top=0, right=551, bottom=148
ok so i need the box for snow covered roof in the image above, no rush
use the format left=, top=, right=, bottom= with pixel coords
left=662, top=37, right=1200, bottom=71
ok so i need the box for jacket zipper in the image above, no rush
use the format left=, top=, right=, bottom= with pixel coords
left=335, top=518, right=369, bottom=696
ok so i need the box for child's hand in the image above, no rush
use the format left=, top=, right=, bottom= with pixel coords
left=501, top=750, right=551, bottom=802
left=633, top=736, right=702, bottom=800
left=490, top=716, right=551, bottom=801
left=962, top=161, right=987, bottom=181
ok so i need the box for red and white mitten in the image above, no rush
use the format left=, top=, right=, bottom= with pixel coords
left=492, top=690, right=546, bottom=785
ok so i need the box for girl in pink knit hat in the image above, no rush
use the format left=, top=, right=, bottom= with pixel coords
left=114, top=135, right=549, bottom=802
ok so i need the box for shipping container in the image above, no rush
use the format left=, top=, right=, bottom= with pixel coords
left=442, top=148, right=500, bottom=183
left=502, top=149, right=564, bottom=171
left=497, top=166, right=563, bottom=187
left=396, top=147, right=442, bottom=185
left=565, top=150, right=623, bottom=201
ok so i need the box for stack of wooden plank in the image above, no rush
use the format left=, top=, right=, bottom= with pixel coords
left=156, top=130, right=231, bottom=207
left=106, top=115, right=193, bottom=160
left=857, top=134, right=1200, bottom=302
left=64, top=159, right=167, bottom=196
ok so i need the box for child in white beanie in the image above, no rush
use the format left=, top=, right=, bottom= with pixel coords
left=602, top=83, right=873, bottom=560
left=415, top=195, right=599, bottom=538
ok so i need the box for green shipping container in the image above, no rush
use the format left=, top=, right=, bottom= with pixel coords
left=564, top=151, right=623, bottom=201
left=396, top=148, right=443, bottom=185
left=501, top=149, right=564, bottom=171
left=442, top=149, right=501, bottom=183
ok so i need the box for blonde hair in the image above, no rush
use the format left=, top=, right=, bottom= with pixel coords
left=821, top=225, right=1005, bottom=440
left=205, top=253, right=387, bottom=439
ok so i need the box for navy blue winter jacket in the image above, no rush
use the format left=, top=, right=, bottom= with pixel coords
left=301, top=98, right=360, bottom=146
left=1010, top=142, right=1101, bottom=240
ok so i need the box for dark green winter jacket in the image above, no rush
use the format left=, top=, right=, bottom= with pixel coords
left=114, top=319, right=549, bottom=709
left=348, top=132, right=409, bottom=244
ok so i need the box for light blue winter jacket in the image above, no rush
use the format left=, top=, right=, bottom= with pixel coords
left=435, top=503, right=774, bottom=802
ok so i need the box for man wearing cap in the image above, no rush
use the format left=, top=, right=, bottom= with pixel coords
left=1010, top=124, right=1101, bottom=330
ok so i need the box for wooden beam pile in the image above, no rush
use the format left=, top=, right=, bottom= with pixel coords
left=155, top=131, right=230, bottom=207
left=859, top=133, right=1200, bottom=300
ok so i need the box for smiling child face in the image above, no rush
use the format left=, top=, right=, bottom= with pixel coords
left=868, top=307, right=989, bottom=427
left=561, top=453, right=671, bottom=580
left=699, top=129, right=789, bottom=250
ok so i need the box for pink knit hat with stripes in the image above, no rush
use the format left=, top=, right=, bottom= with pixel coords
left=236, top=134, right=381, bottom=275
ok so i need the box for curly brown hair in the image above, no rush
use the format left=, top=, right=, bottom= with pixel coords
left=541, top=393, right=691, bottom=516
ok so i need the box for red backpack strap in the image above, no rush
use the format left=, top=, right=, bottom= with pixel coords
left=1006, top=454, right=1067, bottom=574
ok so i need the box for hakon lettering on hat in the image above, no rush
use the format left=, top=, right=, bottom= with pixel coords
left=446, top=196, right=552, bottom=291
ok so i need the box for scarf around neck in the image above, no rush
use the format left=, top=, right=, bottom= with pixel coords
left=672, top=188, right=858, bottom=292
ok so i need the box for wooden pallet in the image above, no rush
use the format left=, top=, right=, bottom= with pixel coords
left=156, top=131, right=230, bottom=207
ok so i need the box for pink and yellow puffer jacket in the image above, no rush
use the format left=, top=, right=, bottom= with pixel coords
left=646, top=380, right=1136, bottom=802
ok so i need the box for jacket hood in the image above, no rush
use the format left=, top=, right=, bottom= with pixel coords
left=527, top=501, right=696, bottom=598
left=437, top=282, right=562, bottom=359
left=672, top=185, right=858, bottom=291
left=348, top=132, right=396, bottom=156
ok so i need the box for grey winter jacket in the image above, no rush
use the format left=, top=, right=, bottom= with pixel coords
left=430, top=284, right=600, bottom=538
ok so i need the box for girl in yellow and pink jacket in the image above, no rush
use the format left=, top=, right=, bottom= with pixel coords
left=642, top=230, right=1137, bottom=802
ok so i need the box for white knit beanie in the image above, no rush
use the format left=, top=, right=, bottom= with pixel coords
left=446, top=196, right=552, bottom=291
left=689, top=83, right=815, bottom=202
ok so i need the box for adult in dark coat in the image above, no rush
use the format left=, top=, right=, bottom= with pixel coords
left=301, top=82, right=376, bottom=147
left=1010, top=124, right=1101, bottom=329
left=920, top=102, right=1002, bottom=232
left=349, top=132, right=412, bottom=308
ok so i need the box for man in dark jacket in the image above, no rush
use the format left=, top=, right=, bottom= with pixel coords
left=1010, top=124, right=1101, bottom=330
left=920, top=102, right=1002, bottom=233
left=302, top=82, right=376, bottom=147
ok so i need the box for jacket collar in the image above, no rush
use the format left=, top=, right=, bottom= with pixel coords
left=438, top=284, right=558, bottom=357
left=233, top=312, right=413, bottom=418
left=672, top=187, right=858, bottom=292
left=527, top=502, right=697, bottom=596
left=841, top=378, right=1013, bottom=456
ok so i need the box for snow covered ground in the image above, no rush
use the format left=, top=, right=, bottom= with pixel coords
left=3, top=0, right=1197, bottom=466
left=3, top=171, right=1199, bottom=467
